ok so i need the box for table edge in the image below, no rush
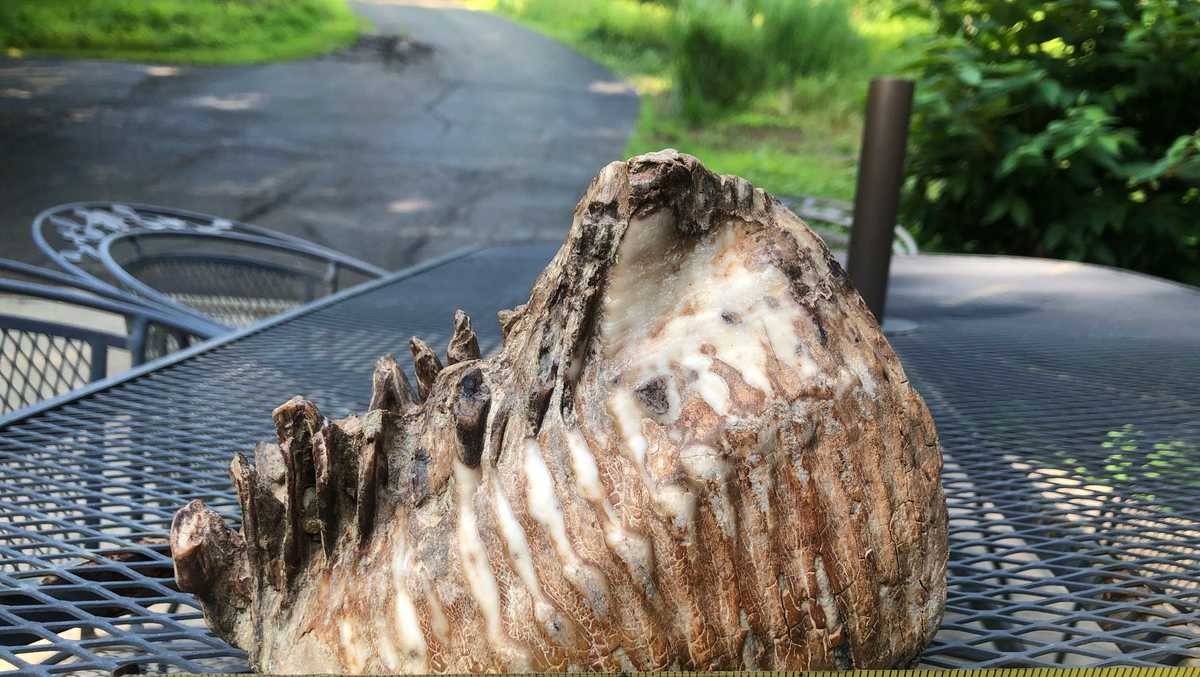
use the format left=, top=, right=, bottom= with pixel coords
left=6, top=247, right=1194, bottom=431
left=0, top=246, right=482, bottom=431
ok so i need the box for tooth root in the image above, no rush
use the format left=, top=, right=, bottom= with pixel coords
left=356, top=410, right=387, bottom=544
left=409, top=337, right=443, bottom=401
left=497, top=303, right=525, bottom=341
left=234, top=445, right=288, bottom=591
left=368, top=355, right=416, bottom=413
left=270, top=397, right=323, bottom=582
left=446, top=309, right=481, bottom=364
left=453, top=366, right=491, bottom=468
left=279, top=440, right=304, bottom=580
left=229, top=453, right=261, bottom=563
left=312, top=421, right=337, bottom=556
left=170, top=499, right=250, bottom=638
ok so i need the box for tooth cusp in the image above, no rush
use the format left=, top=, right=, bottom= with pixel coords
left=272, top=396, right=322, bottom=447
left=497, top=303, right=525, bottom=341
left=369, top=355, right=417, bottom=413
left=447, top=309, right=481, bottom=364
left=410, top=337, right=444, bottom=401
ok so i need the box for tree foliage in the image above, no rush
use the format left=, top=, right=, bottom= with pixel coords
left=902, top=0, right=1200, bottom=283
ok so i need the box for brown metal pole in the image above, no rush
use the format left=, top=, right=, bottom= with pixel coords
left=847, top=77, right=914, bottom=322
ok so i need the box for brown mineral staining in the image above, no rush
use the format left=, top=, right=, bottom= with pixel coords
left=171, top=149, right=947, bottom=673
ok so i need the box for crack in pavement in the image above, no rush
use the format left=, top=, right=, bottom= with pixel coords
left=423, top=79, right=463, bottom=133
left=236, top=167, right=321, bottom=225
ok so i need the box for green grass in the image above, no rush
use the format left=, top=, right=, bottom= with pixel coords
left=628, top=76, right=865, bottom=201
left=476, top=0, right=927, bottom=202
left=0, top=0, right=361, bottom=64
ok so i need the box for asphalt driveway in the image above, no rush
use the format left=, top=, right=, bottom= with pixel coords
left=0, top=0, right=639, bottom=269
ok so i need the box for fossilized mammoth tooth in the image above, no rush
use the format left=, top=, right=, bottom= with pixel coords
left=171, top=149, right=948, bottom=673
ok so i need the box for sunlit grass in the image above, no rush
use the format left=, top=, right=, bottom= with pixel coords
left=483, top=0, right=928, bottom=201
left=0, top=0, right=362, bottom=64
left=471, top=0, right=672, bottom=83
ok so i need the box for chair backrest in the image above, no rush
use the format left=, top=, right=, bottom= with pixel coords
left=100, top=230, right=383, bottom=328
left=34, top=202, right=385, bottom=285
left=0, top=313, right=124, bottom=415
left=0, top=276, right=220, bottom=416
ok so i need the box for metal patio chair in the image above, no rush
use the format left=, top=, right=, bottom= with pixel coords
left=0, top=259, right=221, bottom=415
left=33, top=202, right=387, bottom=329
left=98, top=229, right=385, bottom=329
left=782, top=194, right=919, bottom=256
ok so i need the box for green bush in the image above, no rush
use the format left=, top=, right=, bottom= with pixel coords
left=673, top=0, right=866, bottom=123
left=749, top=0, right=866, bottom=82
left=902, top=0, right=1200, bottom=283
left=673, top=0, right=767, bottom=121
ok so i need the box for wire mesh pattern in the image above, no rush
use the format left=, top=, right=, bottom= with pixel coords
left=123, top=257, right=321, bottom=329
left=895, top=330, right=1200, bottom=668
left=165, top=295, right=299, bottom=329
left=0, top=329, right=93, bottom=416
left=110, top=238, right=377, bottom=330
left=1, top=245, right=1198, bottom=674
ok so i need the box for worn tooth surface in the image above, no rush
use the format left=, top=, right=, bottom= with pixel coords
left=497, top=304, right=524, bottom=341
left=171, top=500, right=243, bottom=595
left=172, top=150, right=948, bottom=673
left=447, top=309, right=482, bottom=364
left=170, top=500, right=249, bottom=638
left=271, top=396, right=321, bottom=447
left=410, top=337, right=443, bottom=401
left=312, top=420, right=337, bottom=556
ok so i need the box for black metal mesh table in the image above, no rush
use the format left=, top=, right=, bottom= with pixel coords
left=1, top=245, right=1197, bottom=674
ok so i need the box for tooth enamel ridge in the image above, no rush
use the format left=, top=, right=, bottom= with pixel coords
left=171, top=149, right=948, bottom=673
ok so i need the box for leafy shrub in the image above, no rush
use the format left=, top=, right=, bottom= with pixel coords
left=673, top=0, right=866, bottom=123
left=902, top=0, right=1200, bottom=283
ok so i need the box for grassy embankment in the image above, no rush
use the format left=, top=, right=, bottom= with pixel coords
left=0, top=0, right=361, bottom=64
left=472, top=0, right=927, bottom=202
